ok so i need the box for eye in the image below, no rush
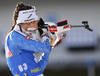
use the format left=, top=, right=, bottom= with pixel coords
left=32, top=21, right=35, bottom=24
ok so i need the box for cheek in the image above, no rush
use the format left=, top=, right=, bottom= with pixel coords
left=31, top=23, right=38, bottom=28
left=34, top=22, right=38, bottom=28
left=35, top=24, right=38, bottom=28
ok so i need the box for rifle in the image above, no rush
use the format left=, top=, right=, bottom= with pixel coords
left=38, top=18, right=93, bottom=48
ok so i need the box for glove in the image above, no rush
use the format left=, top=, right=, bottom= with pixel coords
left=42, top=33, right=50, bottom=39
left=42, top=33, right=50, bottom=43
left=54, top=39, right=62, bottom=47
left=54, top=34, right=66, bottom=48
left=42, top=36, right=49, bottom=43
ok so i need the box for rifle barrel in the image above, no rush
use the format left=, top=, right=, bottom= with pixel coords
left=71, top=25, right=86, bottom=27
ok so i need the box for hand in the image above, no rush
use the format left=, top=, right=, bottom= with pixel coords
left=54, top=39, right=62, bottom=47
left=50, top=36, right=55, bottom=47
left=54, top=34, right=66, bottom=47
left=42, top=32, right=51, bottom=43
left=41, top=33, right=50, bottom=39
left=42, top=36, right=49, bottom=43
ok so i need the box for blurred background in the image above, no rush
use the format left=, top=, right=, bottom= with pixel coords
left=0, top=0, right=100, bottom=76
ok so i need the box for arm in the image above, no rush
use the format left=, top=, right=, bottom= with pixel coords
left=11, top=31, right=51, bottom=54
left=37, top=35, right=53, bottom=72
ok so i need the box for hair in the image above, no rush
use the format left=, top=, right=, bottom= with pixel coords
left=5, top=2, right=33, bottom=38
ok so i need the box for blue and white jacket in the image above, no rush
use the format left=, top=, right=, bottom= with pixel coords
left=5, top=25, right=51, bottom=76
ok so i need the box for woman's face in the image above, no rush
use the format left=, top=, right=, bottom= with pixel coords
left=28, top=20, right=38, bottom=29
